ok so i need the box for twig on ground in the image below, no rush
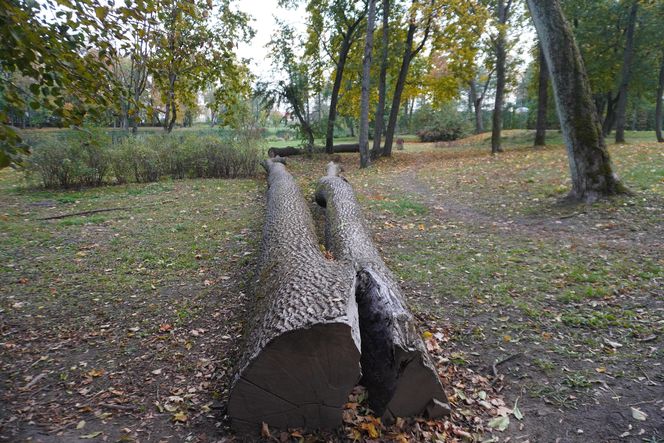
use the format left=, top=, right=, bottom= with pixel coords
left=559, top=212, right=584, bottom=220
left=492, top=353, right=523, bottom=379
left=37, top=200, right=174, bottom=220
left=21, top=372, right=47, bottom=390
left=99, top=403, right=137, bottom=411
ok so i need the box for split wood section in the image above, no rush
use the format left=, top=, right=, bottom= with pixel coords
left=228, top=159, right=449, bottom=434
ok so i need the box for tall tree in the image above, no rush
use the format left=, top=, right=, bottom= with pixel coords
left=359, top=0, right=376, bottom=168
left=614, top=0, right=639, bottom=143
left=656, top=54, right=664, bottom=143
left=382, top=1, right=432, bottom=157
left=149, top=0, right=252, bottom=133
left=534, top=44, right=548, bottom=147
left=489, top=0, right=515, bottom=154
left=316, top=2, right=367, bottom=154
left=267, top=23, right=317, bottom=150
left=469, top=69, right=494, bottom=134
left=0, top=0, right=134, bottom=167
left=526, top=0, right=629, bottom=202
left=371, top=0, right=390, bottom=157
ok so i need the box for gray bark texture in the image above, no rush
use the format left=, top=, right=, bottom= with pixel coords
left=315, top=162, right=450, bottom=422
left=614, top=0, right=638, bottom=144
left=227, top=159, right=361, bottom=434
left=534, top=44, right=548, bottom=147
left=359, top=0, right=376, bottom=169
left=526, top=0, right=629, bottom=202
left=491, top=0, right=511, bottom=154
left=372, top=0, right=390, bottom=157
left=267, top=147, right=304, bottom=158
left=267, top=144, right=360, bottom=158
left=656, top=55, right=664, bottom=143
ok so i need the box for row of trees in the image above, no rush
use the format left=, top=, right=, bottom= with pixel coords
left=2, top=0, right=662, bottom=201
left=266, top=0, right=662, bottom=155
left=0, top=0, right=254, bottom=167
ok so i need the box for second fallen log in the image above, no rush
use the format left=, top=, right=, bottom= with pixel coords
left=316, top=162, right=450, bottom=422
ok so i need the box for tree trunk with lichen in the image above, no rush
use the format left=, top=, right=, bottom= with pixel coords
left=656, top=56, right=664, bottom=143
left=534, top=44, right=548, bottom=147
left=614, top=0, right=638, bottom=144
left=228, top=159, right=361, bottom=434
left=315, top=163, right=450, bottom=422
left=526, top=0, right=629, bottom=202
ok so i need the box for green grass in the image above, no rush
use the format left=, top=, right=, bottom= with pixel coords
left=1, top=129, right=662, bottom=440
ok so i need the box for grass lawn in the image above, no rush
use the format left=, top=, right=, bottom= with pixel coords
left=1, top=129, right=662, bottom=442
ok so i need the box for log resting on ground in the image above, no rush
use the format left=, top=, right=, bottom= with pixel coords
left=315, top=162, right=450, bottom=422
left=330, top=143, right=360, bottom=153
left=267, top=144, right=360, bottom=158
left=228, top=158, right=361, bottom=434
left=267, top=146, right=304, bottom=158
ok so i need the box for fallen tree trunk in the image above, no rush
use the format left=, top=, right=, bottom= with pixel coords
left=267, top=146, right=304, bottom=158
left=315, top=162, right=450, bottom=422
left=228, top=158, right=361, bottom=434
left=267, top=144, right=360, bottom=158
left=331, top=143, right=360, bottom=153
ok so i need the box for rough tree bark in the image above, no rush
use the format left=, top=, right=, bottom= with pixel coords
left=526, top=0, right=629, bottom=202
left=534, top=44, right=548, bottom=147
left=469, top=70, right=493, bottom=135
left=469, top=80, right=483, bottom=134
left=315, top=163, right=450, bottom=422
left=614, top=0, right=639, bottom=144
left=228, top=159, right=361, bottom=434
left=602, top=91, right=619, bottom=137
left=491, top=0, right=513, bottom=154
left=371, top=0, right=390, bottom=158
left=656, top=55, right=664, bottom=143
left=325, top=15, right=366, bottom=154
left=359, top=0, right=376, bottom=168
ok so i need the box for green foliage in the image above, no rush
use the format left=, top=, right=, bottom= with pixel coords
left=24, top=130, right=112, bottom=188
left=413, top=103, right=471, bottom=142
left=0, top=0, right=142, bottom=166
left=23, top=131, right=263, bottom=188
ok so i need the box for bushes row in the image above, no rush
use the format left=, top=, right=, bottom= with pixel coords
left=24, top=131, right=263, bottom=188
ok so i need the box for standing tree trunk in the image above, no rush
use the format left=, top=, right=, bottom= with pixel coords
left=164, top=71, right=177, bottom=133
left=614, top=0, right=639, bottom=144
left=325, top=17, right=365, bottom=154
left=655, top=55, right=664, bottom=142
left=534, top=44, right=549, bottom=147
left=469, top=79, right=484, bottom=134
left=359, top=0, right=376, bottom=168
left=371, top=0, right=390, bottom=157
left=526, top=0, right=629, bottom=202
left=383, top=4, right=431, bottom=157
left=491, top=0, right=512, bottom=154
left=383, top=23, right=415, bottom=157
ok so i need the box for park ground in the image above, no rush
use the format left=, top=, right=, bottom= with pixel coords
left=0, top=130, right=662, bottom=442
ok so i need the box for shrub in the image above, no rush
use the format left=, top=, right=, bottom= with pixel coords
left=23, top=129, right=263, bottom=188
left=25, top=131, right=111, bottom=188
left=413, top=103, right=471, bottom=143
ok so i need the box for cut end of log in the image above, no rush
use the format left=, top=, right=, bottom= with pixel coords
left=355, top=269, right=449, bottom=421
left=228, top=323, right=361, bottom=433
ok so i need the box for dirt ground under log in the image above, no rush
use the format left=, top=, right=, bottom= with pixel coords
left=1, top=132, right=662, bottom=442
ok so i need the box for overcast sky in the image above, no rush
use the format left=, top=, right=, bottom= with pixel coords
left=236, top=1, right=306, bottom=80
